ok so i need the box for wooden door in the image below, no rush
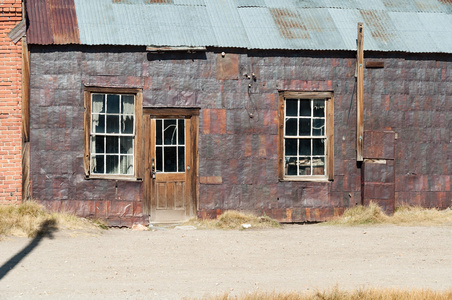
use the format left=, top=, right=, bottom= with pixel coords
left=143, top=109, right=198, bottom=223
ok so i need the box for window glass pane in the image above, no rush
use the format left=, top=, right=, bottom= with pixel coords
left=164, top=147, right=177, bottom=172
left=164, top=119, right=177, bottom=145
left=285, top=157, right=297, bottom=175
left=106, top=155, right=119, bottom=174
left=121, top=115, right=134, bottom=134
left=299, top=157, right=311, bottom=175
left=92, top=114, right=105, bottom=133
left=121, top=95, right=134, bottom=114
left=156, top=146, right=163, bottom=172
left=106, top=136, right=119, bottom=153
left=91, top=155, right=104, bottom=174
left=178, top=119, right=185, bottom=145
left=285, top=118, right=297, bottom=136
left=91, top=136, right=104, bottom=154
left=178, top=146, right=185, bottom=172
left=107, top=94, right=120, bottom=113
left=120, top=136, right=133, bottom=154
left=313, top=119, right=325, bottom=136
left=120, top=155, right=133, bottom=175
left=313, top=100, right=325, bottom=117
left=92, top=94, right=105, bottom=113
left=299, top=119, right=311, bottom=136
left=313, top=157, right=325, bottom=175
left=313, top=139, right=325, bottom=156
left=106, top=115, right=120, bottom=133
left=156, top=120, right=162, bottom=145
left=299, top=100, right=310, bottom=116
left=285, top=139, right=297, bottom=156
left=299, top=139, right=311, bottom=156
left=286, top=100, right=298, bottom=117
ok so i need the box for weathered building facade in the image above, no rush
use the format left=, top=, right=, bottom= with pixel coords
left=26, top=0, right=452, bottom=225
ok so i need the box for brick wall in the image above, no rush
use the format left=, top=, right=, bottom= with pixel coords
left=0, top=0, right=22, bottom=204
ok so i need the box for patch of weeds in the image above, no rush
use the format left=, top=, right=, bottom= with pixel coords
left=184, top=210, right=280, bottom=230
left=325, top=202, right=452, bottom=226
left=0, top=201, right=106, bottom=238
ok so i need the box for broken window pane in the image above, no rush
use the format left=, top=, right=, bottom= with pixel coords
left=90, top=92, right=136, bottom=176
left=313, top=100, right=325, bottom=117
left=178, top=119, right=185, bottom=145
left=312, top=119, right=325, bottom=136
left=164, top=119, right=177, bottom=145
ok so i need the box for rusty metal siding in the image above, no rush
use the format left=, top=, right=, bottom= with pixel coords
left=28, top=45, right=452, bottom=223
left=26, top=0, right=80, bottom=45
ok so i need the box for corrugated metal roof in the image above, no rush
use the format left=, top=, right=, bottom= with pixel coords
left=26, top=0, right=452, bottom=53
left=27, top=0, right=80, bottom=45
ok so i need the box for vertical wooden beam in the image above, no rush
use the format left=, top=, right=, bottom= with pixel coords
left=356, top=23, right=364, bottom=162
left=21, top=37, right=31, bottom=201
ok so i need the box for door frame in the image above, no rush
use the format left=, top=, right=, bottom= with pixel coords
left=142, top=108, right=199, bottom=221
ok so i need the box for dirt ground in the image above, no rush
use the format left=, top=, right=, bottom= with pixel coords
left=0, top=224, right=451, bottom=299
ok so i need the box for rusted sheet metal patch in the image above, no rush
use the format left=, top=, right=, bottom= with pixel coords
left=269, top=8, right=311, bottom=40
left=216, top=53, right=239, bottom=80
left=27, top=0, right=80, bottom=45
left=360, top=10, right=394, bottom=42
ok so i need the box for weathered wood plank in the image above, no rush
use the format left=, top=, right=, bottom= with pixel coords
left=356, top=22, right=364, bottom=162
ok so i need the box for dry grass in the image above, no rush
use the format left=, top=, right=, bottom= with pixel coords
left=184, top=210, right=280, bottom=230
left=0, top=201, right=105, bottom=238
left=325, top=202, right=452, bottom=226
left=204, top=287, right=452, bottom=300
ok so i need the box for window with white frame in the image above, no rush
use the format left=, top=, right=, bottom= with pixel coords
left=84, top=88, right=142, bottom=179
left=278, top=92, right=334, bottom=181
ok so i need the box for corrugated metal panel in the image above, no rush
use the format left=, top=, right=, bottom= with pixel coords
left=27, top=0, right=452, bottom=53
left=26, top=0, right=80, bottom=45
left=205, top=0, right=249, bottom=47
left=75, top=0, right=216, bottom=46
left=27, top=0, right=54, bottom=44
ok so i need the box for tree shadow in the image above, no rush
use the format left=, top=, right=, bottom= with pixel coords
left=0, top=219, right=57, bottom=280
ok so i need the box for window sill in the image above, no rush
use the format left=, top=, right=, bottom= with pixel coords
left=86, top=175, right=142, bottom=182
left=280, top=176, right=331, bottom=182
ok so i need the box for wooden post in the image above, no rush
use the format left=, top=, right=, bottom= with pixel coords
left=21, top=37, right=31, bottom=201
left=356, top=23, right=364, bottom=162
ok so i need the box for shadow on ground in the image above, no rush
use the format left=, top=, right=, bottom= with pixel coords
left=0, top=219, right=57, bottom=280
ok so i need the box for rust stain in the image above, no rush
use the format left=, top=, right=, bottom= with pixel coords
left=360, top=10, right=394, bottom=42
left=269, top=8, right=310, bottom=40
left=48, top=0, right=80, bottom=44
left=438, top=0, right=452, bottom=3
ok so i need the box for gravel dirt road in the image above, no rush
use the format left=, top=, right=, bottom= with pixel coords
left=1, top=224, right=451, bottom=299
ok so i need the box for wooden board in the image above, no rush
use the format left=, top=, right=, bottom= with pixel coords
left=356, top=23, right=364, bottom=162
